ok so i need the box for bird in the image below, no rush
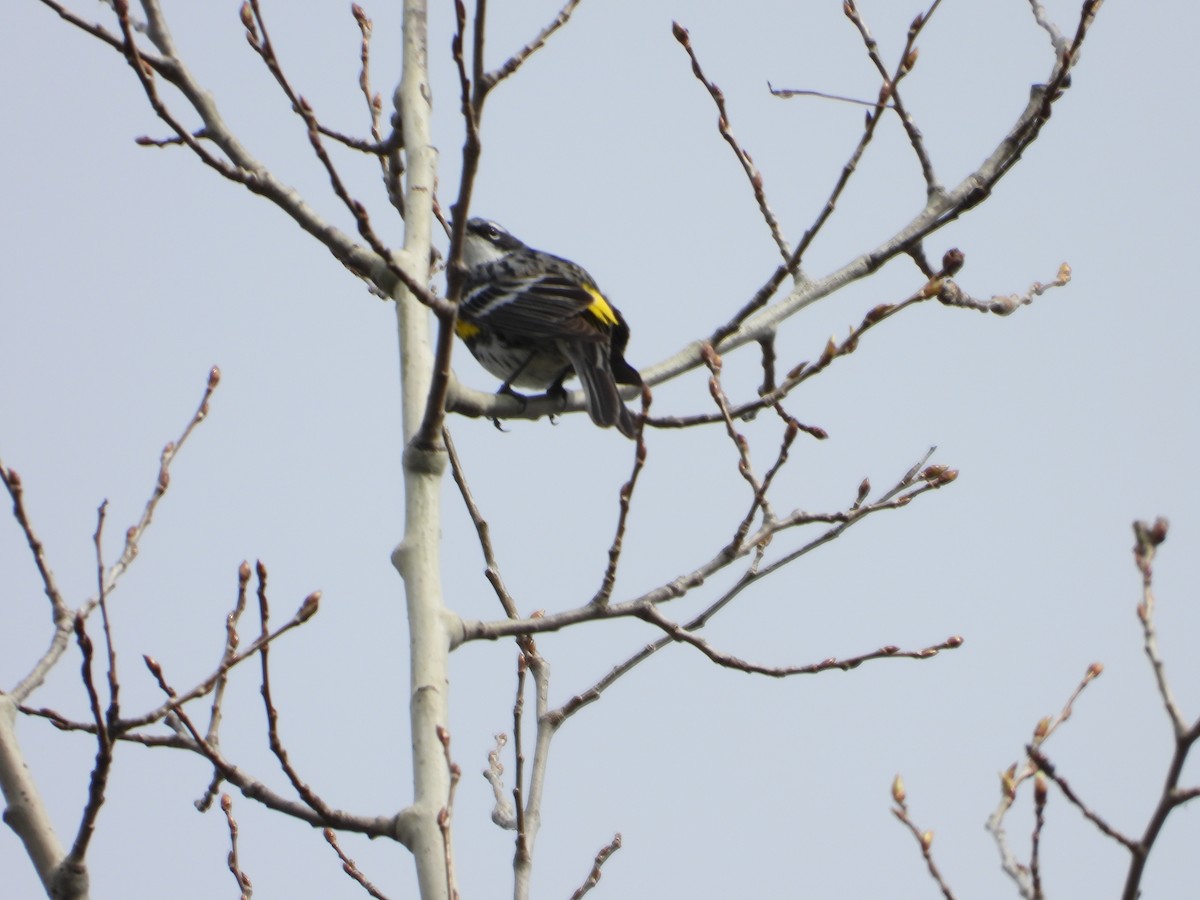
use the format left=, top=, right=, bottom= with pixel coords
left=454, top=218, right=642, bottom=438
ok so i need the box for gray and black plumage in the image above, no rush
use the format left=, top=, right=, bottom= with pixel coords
left=455, top=218, right=642, bottom=438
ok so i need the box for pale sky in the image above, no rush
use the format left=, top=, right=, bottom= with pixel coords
left=3, top=1, right=1198, bottom=897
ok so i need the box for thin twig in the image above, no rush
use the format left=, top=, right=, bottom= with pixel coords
left=844, top=0, right=944, bottom=195
left=936, top=263, right=1071, bottom=316
left=82, top=366, right=221, bottom=619
left=707, top=3, right=912, bottom=347
left=485, top=0, right=584, bottom=90
left=241, top=1, right=436, bottom=313
left=351, top=4, right=383, bottom=143
left=674, top=23, right=791, bottom=260
left=569, top=834, right=623, bottom=900
left=1026, top=747, right=1136, bottom=852
left=435, top=726, right=461, bottom=900
left=483, top=733, right=516, bottom=829
left=10, top=365, right=218, bottom=702
left=140, top=656, right=401, bottom=840
left=93, top=501, right=121, bottom=741
left=50, top=0, right=434, bottom=304
left=418, top=0, right=509, bottom=452
left=768, top=83, right=896, bottom=108
left=700, top=343, right=779, bottom=554
left=324, top=828, right=390, bottom=899
left=890, top=776, right=955, bottom=899
left=112, top=0, right=240, bottom=178
left=547, top=451, right=951, bottom=721
left=220, top=794, right=253, bottom=899
left=255, top=562, right=337, bottom=820
left=587, top=1, right=1104, bottom=406
left=512, top=645, right=557, bottom=897
left=1030, top=773, right=1046, bottom=900
left=196, top=561, right=255, bottom=812
left=1027, top=0, right=1069, bottom=54
left=117, top=586, right=320, bottom=732
left=461, top=448, right=952, bottom=645
left=512, top=656, right=529, bottom=861
left=1, top=462, right=72, bottom=702
left=1131, top=518, right=1185, bottom=733
left=39, top=0, right=132, bottom=51
left=638, top=605, right=962, bottom=677
left=655, top=250, right=1070, bottom=431
left=986, top=661, right=1104, bottom=896
left=444, top=428, right=520, bottom=619
left=61, top=504, right=122, bottom=876
left=65, top=612, right=111, bottom=871
left=1121, top=518, right=1200, bottom=900
left=590, top=418, right=649, bottom=606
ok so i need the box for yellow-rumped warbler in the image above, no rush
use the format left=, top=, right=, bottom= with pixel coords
left=455, top=218, right=642, bottom=438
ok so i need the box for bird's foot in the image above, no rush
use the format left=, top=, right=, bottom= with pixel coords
left=490, top=383, right=530, bottom=432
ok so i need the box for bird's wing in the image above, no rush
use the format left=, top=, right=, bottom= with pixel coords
left=461, top=273, right=616, bottom=341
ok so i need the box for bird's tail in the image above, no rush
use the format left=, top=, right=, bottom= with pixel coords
left=565, top=341, right=639, bottom=439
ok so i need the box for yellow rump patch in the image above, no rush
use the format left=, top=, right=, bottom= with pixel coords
left=455, top=320, right=481, bottom=339
left=584, top=285, right=619, bottom=326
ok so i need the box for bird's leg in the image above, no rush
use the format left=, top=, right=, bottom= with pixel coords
left=495, top=380, right=531, bottom=407
left=545, top=368, right=571, bottom=410
left=543, top=368, right=573, bottom=425
left=490, top=352, right=537, bottom=430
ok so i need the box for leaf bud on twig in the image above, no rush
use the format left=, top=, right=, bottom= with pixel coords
left=298, top=591, right=321, bottom=622
left=941, top=248, right=964, bottom=276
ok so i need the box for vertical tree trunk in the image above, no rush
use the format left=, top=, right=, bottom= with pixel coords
left=392, top=2, right=450, bottom=898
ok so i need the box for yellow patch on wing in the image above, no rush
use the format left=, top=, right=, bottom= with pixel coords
left=584, top=285, right=619, bottom=326
left=455, top=320, right=481, bottom=339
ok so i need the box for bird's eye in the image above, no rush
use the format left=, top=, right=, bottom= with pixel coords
left=486, top=225, right=501, bottom=241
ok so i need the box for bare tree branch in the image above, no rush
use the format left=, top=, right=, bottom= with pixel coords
left=0, top=696, right=71, bottom=896
left=1120, top=518, right=1200, bottom=900
left=1, top=463, right=73, bottom=702
left=220, top=794, right=253, bottom=900
left=1027, top=0, right=1070, bottom=55
left=590, top=408, right=649, bottom=607
left=117, top=586, right=320, bottom=732
left=254, top=562, right=339, bottom=822
left=617, top=1, right=1104, bottom=394
left=551, top=449, right=948, bottom=721
left=673, top=22, right=791, bottom=260
left=434, top=726, right=461, bottom=900
left=483, top=733, right=516, bottom=830
left=240, top=0, right=415, bottom=298
left=1026, top=747, right=1137, bottom=852
left=638, top=605, right=963, bottom=677
left=485, top=0, right=584, bottom=90
left=512, top=657, right=529, bottom=857
left=569, top=833, right=622, bottom=900
left=444, top=427, right=520, bottom=620
left=844, top=0, right=944, bottom=196
left=512, top=646, right=556, bottom=900
left=43, top=0, right=438, bottom=306
left=138, top=653, right=407, bottom=843
left=1131, top=518, right=1185, bottom=733
left=459, top=447, right=953, bottom=645
left=61, top=612, right=110, bottom=888
left=1030, top=772, right=1047, bottom=900
left=705, top=3, right=920, bottom=348
left=890, top=775, right=956, bottom=900
left=195, top=561, right=255, bottom=812
left=78, top=367, right=222, bottom=618
left=324, top=827, right=391, bottom=900
left=9, top=3, right=1119, bottom=897
left=987, top=662, right=1103, bottom=898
